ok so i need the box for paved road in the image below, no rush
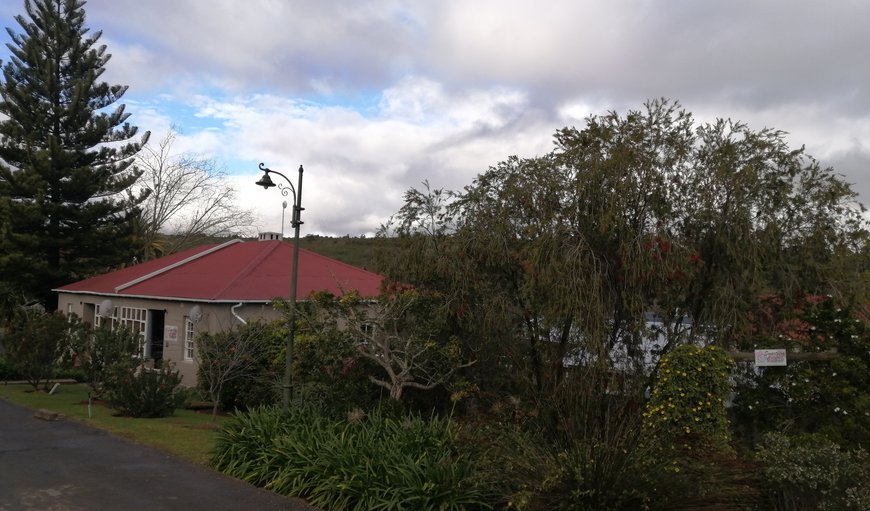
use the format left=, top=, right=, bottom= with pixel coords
left=0, top=398, right=317, bottom=511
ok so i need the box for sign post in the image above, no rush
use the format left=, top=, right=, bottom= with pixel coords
left=755, top=349, right=787, bottom=367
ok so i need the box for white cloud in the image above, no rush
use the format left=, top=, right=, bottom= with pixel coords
left=2, top=0, right=868, bottom=233
left=200, top=78, right=555, bottom=235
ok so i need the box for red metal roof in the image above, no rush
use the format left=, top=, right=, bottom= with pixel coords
left=55, top=239, right=383, bottom=302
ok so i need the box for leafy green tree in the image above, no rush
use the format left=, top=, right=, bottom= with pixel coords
left=3, top=309, right=83, bottom=390
left=294, top=314, right=381, bottom=416
left=380, top=99, right=867, bottom=400
left=0, top=0, right=149, bottom=308
left=69, top=322, right=139, bottom=398
left=304, top=289, right=472, bottom=402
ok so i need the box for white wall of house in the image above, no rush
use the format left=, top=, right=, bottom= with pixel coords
left=57, top=292, right=281, bottom=386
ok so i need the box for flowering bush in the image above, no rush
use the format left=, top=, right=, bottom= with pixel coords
left=756, top=432, right=870, bottom=511
left=643, top=344, right=733, bottom=446
left=732, top=298, right=870, bottom=448
left=105, top=364, right=186, bottom=418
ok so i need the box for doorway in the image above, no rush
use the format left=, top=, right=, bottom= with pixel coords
left=148, top=310, right=165, bottom=366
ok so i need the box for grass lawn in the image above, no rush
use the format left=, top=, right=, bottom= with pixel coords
left=0, top=382, right=223, bottom=465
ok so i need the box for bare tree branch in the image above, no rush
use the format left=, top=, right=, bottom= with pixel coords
left=134, top=128, right=255, bottom=259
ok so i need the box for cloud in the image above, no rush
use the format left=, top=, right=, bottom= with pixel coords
left=2, top=0, right=868, bottom=233
left=198, top=78, right=555, bottom=235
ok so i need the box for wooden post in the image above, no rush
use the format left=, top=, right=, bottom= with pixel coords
left=727, top=349, right=839, bottom=362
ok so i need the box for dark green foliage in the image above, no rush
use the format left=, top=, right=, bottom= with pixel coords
left=300, top=289, right=471, bottom=404
left=0, top=0, right=149, bottom=308
left=212, top=406, right=490, bottom=511
left=105, top=364, right=186, bottom=418
left=2, top=310, right=82, bottom=390
left=380, top=100, right=867, bottom=400
left=70, top=323, right=139, bottom=398
left=0, top=356, right=24, bottom=380
left=196, top=320, right=283, bottom=417
left=732, top=297, right=870, bottom=449
left=293, top=328, right=382, bottom=418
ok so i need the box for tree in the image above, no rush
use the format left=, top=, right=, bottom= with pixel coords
left=3, top=309, right=83, bottom=390
left=133, top=128, right=255, bottom=260
left=306, top=289, right=473, bottom=402
left=380, top=99, right=868, bottom=399
left=69, top=322, right=140, bottom=398
left=196, top=321, right=272, bottom=419
left=0, top=0, right=148, bottom=309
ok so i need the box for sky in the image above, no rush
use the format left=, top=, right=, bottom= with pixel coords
left=1, top=0, right=868, bottom=236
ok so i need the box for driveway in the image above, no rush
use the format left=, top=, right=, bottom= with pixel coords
left=0, top=398, right=317, bottom=511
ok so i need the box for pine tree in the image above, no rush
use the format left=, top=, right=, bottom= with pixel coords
left=0, top=0, right=148, bottom=309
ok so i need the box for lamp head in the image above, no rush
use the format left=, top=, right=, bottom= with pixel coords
left=255, top=172, right=276, bottom=189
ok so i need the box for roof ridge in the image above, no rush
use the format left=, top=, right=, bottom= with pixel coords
left=114, top=239, right=244, bottom=293
left=211, top=240, right=282, bottom=300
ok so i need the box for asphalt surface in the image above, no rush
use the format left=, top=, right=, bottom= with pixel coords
left=0, top=398, right=317, bottom=511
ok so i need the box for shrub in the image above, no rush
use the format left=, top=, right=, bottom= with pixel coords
left=71, top=323, right=140, bottom=398
left=0, top=355, right=23, bottom=381
left=454, top=370, right=686, bottom=511
left=105, top=364, right=186, bottom=418
left=2, top=311, right=83, bottom=390
left=293, top=329, right=382, bottom=418
left=212, top=406, right=489, bottom=510
left=643, top=344, right=733, bottom=446
left=199, top=320, right=284, bottom=413
left=731, top=297, right=870, bottom=449
left=756, top=432, right=870, bottom=510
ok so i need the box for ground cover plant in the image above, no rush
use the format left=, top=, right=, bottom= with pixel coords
left=212, top=406, right=490, bottom=510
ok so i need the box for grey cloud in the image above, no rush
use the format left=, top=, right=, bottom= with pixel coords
left=2, top=0, right=868, bottom=232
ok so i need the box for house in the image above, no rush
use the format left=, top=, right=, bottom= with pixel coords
left=54, top=233, right=384, bottom=385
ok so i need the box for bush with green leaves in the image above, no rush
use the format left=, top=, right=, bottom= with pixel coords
left=732, top=297, right=870, bottom=448
left=293, top=328, right=382, bottom=418
left=457, top=416, right=677, bottom=511
left=0, top=356, right=23, bottom=381
left=756, top=432, right=870, bottom=511
left=70, top=323, right=140, bottom=398
left=199, top=320, right=284, bottom=413
left=105, top=364, right=186, bottom=418
left=643, top=344, right=733, bottom=446
left=212, top=406, right=489, bottom=510
left=2, top=310, right=83, bottom=390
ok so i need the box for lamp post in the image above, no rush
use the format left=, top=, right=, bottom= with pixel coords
left=255, top=163, right=304, bottom=412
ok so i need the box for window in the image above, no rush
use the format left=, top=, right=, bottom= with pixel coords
left=361, top=322, right=376, bottom=337
left=119, top=307, right=147, bottom=357
left=184, top=317, right=195, bottom=361
left=94, top=304, right=117, bottom=328
left=95, top=305, right=147, bottom=357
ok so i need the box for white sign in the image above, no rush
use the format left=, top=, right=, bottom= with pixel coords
left=164, top=325, right=178, bottom=343
left=755, top=349, right=787, bottom=366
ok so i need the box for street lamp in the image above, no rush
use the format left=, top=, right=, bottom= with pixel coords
left=255, top=163, right=304, bottom=412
